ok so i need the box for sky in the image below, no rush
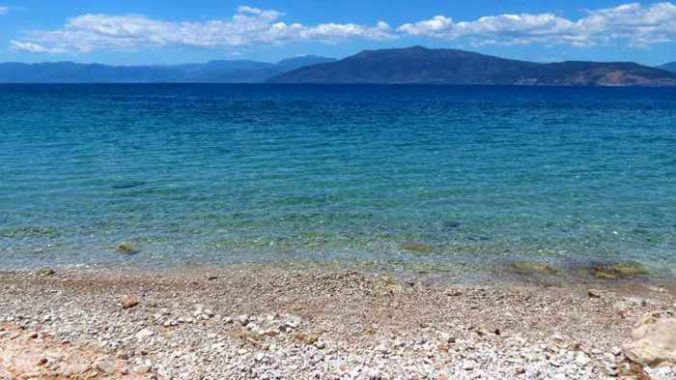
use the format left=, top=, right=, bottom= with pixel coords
left=0, top=1, right=674, bottom=65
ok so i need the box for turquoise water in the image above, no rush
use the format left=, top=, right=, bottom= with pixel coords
left=0, top=84, right=674, bottom=278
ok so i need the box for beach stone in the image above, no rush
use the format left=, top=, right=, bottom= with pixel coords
left=613, top=297, right=648, bottom=313
left=115, top=242, right=139, bottom=255
left=592, top=262, right=648, bottom=280
left=283, top=316, right=301, bottom=330
left=462, top=360, right=477, bottom=370
left=293, top=333, right=319, bottom=345
left=440, top=332, right=453, bottom=343
left=399, top=241, right=434, bottom=253
left=258, top=329, right=280, bottom=338
left=237, top=315, right=250, bottom=325
left=645, top=366, right=676, bottom=380
left=95, top=357, right=116, bottom=374
left=623, top=311, right=676, bottom=367
left=135, top=328, right=155, bottom=341
left=574, top=352, right=590, bottom=367
left=588, top=289, right=613, bottom=299
left=36, top=268, right=55, bottom=277
left=134, top=364, right=152, bottom=374
left=121, top=295, right=139, bottom=309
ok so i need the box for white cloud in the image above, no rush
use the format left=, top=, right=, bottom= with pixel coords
left=10, top=41, right=67, bottom=53
left=577, top=2, right=676, bottom=46
left=10, top=6, right=394, bottom=53
left=0, top=6, right=8, bottom=15
left=9, top=2, right=676, bottom=54
left=398, top=2, right=676, bottom=47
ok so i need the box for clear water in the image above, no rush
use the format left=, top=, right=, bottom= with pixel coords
left=0, top=84, right=674, bottom=278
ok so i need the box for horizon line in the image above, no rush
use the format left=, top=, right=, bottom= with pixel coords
left=0, top=46, right=673, bottom=67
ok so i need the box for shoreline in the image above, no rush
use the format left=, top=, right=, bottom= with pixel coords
left=1, top=264, right=675, bottom=379
left=0, top=253, right=676, bottom=294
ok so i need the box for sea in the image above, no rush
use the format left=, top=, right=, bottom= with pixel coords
left=1, top=84, right=674, bottom=282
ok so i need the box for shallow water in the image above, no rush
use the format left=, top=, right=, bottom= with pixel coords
left=0, top=84, right=674, bottom=279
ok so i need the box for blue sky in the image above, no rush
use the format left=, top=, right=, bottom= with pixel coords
left=0, top=1, right=674, bottom=65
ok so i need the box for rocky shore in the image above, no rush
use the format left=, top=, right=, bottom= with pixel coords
left=1, top=265, right=674, bottom=379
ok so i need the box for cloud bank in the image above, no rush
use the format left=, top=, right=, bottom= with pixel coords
left=10, top=2, right=676, bottom=54
left=398, top=2, right=676, bottom=47
left=9, top=6, right=393, bottom=54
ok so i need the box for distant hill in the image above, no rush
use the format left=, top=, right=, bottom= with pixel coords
left=0, top=55, right=335, bottom=83
left=659, top=62, right=676, bottom=73
left=270, top=46, right=676, bottom=86
left=276, top=55, right=337, bottom=71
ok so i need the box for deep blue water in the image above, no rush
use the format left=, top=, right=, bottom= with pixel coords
left=0, top=84, right=674, bottom=279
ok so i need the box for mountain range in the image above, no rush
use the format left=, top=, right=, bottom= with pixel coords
left=659, top=62, right=676, bottom=73
left=271, top=47, right=676, bottom=86
left=1, top=47, right=674, bottom=86
left=0, top=55, right=335, bottom=83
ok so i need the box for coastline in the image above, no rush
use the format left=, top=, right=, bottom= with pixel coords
left=1, top=264, right=674, bottom=379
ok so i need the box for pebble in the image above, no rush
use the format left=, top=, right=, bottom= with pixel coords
left=3, top=268, right=673, bottom=380
left=135, top=328, right=155, bottom=341
left=462, top=360, right=477, bottom=370
left=574, top=352, right=590, bottom=367
left=121, top=295, right=139, bottom=309
left=95, top=357, right=116, bottom=374
left=134, top=364, right=152, bottom=374
left=37, top=268, right=56, bottom=277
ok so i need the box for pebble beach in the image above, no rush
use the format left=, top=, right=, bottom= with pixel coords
left=1, top=265, right=675, bottom=379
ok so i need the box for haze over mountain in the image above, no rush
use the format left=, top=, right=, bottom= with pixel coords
left=0, top=55, right=335, bottom=83
left=659, top=62, right=676, bottom=73
left=271, top=47, right=676, bottom=86
left=1, top=47, right=674, bottom=86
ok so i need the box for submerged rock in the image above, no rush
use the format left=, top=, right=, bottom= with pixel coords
left=115, top=242, right=139, bottom=255
left=466, top=235, right=491, bottom=242
left=111, top=181, right=146, bottom=190
left=443, top=221, right=461, bottom=230
left=511, top=261, right=558, bottom=275
left=0, top=226, right=59, bottom=238
left=36, top=268, right=55, bottom=277
left=624, top=311, right=676, bottom=367
left=399, top=241, right=434, bottom=253
left=592, top=262, right=648, bottom=280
